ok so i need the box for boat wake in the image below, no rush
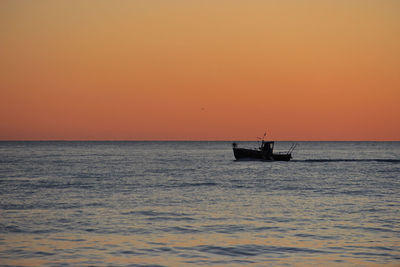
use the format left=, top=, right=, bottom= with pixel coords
left=293, top=159, right=400, bottom=163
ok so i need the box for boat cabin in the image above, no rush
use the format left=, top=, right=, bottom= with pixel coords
left=260, top=141, right=274, bottom=153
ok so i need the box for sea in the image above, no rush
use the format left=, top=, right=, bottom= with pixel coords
left=0, top=141, right=399, bottom=266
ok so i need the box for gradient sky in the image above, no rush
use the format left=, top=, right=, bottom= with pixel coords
left=1, top=0, right=399, bottom=140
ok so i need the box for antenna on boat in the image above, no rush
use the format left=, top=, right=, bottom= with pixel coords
left=257, top=132, right=267, bottom=140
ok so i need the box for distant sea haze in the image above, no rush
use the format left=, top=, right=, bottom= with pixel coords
left=0, top=141, right=399, bottom=266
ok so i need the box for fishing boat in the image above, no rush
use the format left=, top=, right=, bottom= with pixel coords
left=232, top=134, right=296, bottom=161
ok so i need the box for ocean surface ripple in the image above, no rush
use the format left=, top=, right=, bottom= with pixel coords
left=0, top=141, right=399, bottom=266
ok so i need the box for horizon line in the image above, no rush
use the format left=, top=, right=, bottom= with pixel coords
left=0, top=139, right=399, bottom=142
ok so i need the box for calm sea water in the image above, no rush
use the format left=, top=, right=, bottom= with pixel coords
left=0, top=141, right=399, bottom=266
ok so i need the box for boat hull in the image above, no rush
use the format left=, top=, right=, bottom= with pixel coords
left=233, top=148, right=291, bottom=161
left=271, top=153, right=292, bottom=161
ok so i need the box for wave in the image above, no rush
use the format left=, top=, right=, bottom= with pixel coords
left=177, top=182, right=218, bottom=187
left=158, top=182, right=218, bottom=188
left=182, top=244, right=327, bottom=257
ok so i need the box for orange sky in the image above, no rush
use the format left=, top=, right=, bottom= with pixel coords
left=1, top=0, right=399, bottom=140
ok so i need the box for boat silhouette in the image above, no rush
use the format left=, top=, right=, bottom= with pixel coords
left=232, top=133, right=296, bottom=161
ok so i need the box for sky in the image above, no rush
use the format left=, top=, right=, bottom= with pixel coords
left=1, top=0, right=399, bottom=141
